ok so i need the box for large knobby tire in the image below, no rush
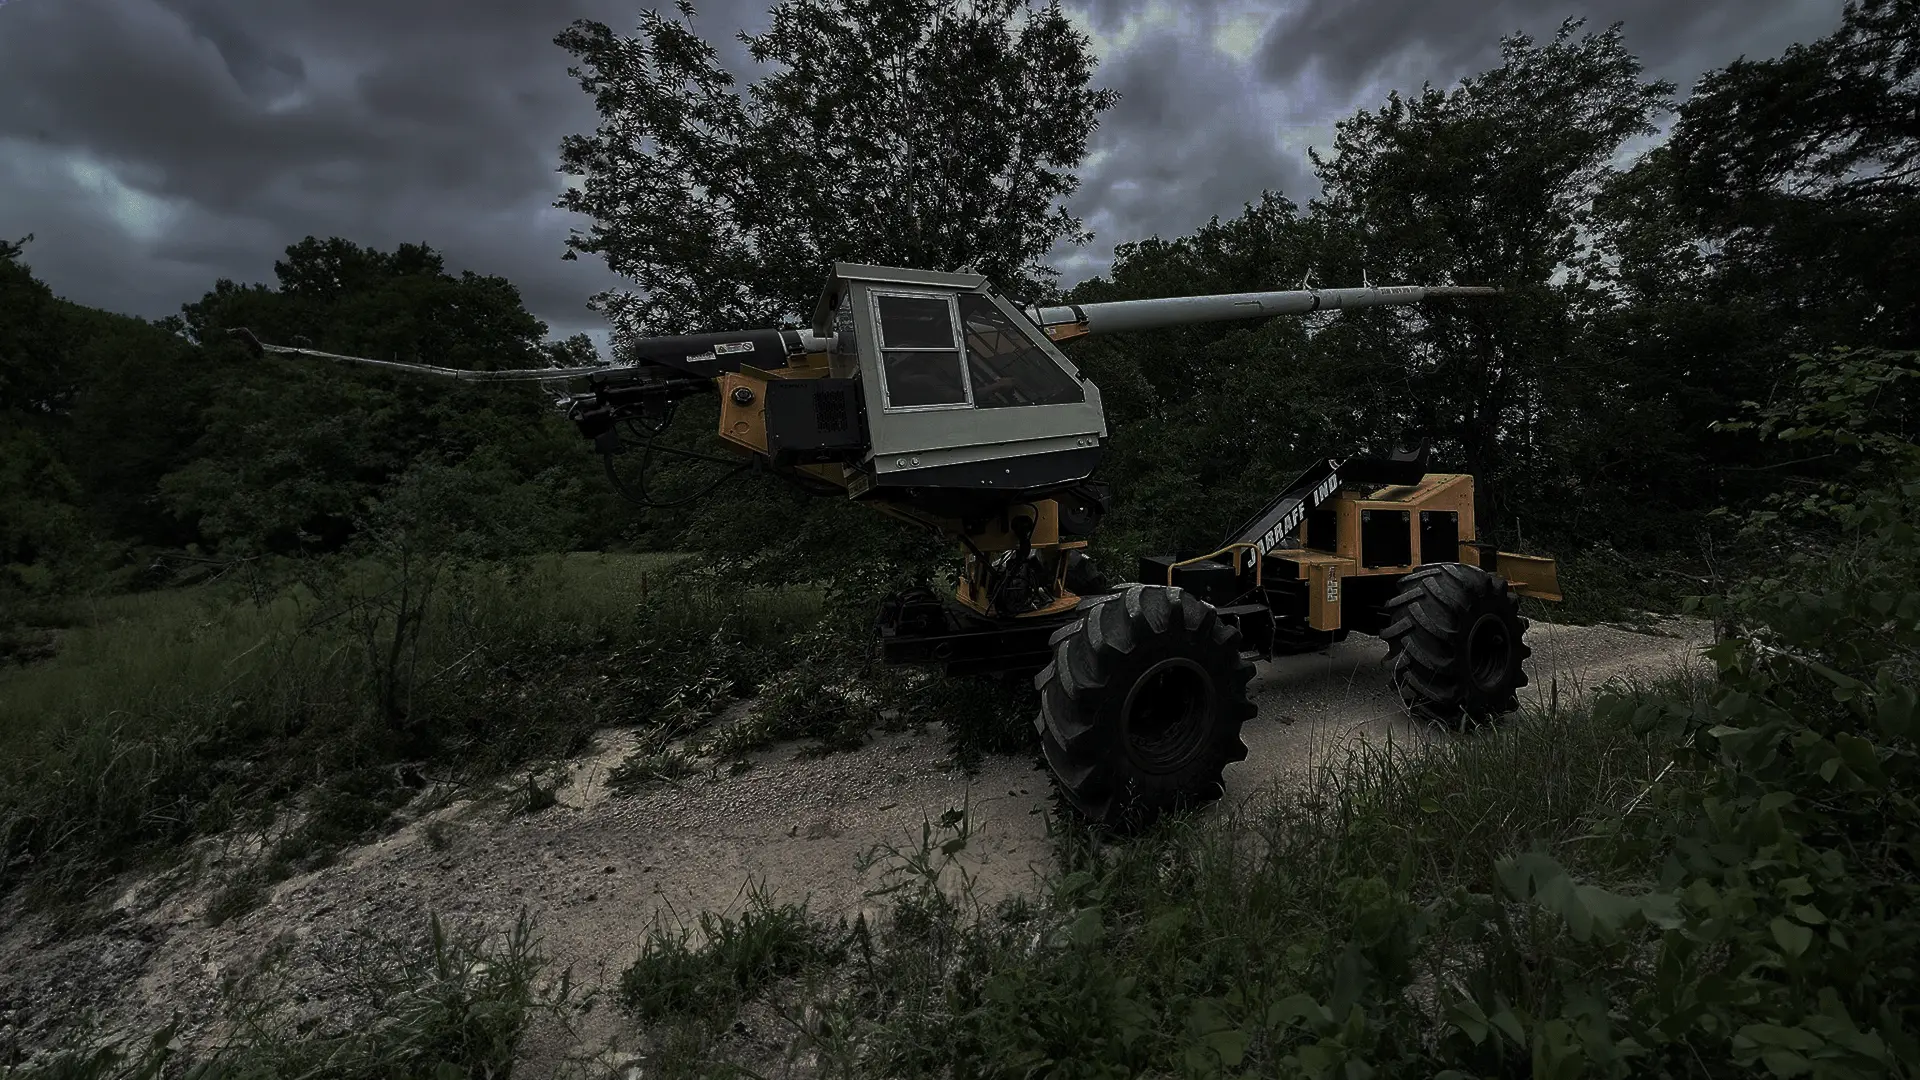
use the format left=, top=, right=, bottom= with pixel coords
left=1380, top=563, right=1532, bottom=728
left=1033, top=585, right=1256, bottom=831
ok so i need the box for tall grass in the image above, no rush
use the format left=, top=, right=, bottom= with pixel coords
left=0, top=552, right=824, bottom=902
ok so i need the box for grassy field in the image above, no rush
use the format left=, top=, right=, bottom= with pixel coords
left=0, top=552, right=824, bottom=903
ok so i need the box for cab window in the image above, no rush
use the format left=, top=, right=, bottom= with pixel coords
left=873, top=292, right=969, bottom=409
left=957, top=294, right=1085, bottom=408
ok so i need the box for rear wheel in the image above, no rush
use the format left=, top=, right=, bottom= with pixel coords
left=1380, top=563, right=1531, bottom=727
left=1033, top=585, right=1255, bottom=831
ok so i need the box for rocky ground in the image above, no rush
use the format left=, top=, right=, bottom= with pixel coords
left=0, top=614, right=1709, bottom=1075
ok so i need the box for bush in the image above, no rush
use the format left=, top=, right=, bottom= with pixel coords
left=620, top=886, right=841, bottom=1023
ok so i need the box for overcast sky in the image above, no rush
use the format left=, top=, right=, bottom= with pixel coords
left=0, top=0, right=1844, bottom=347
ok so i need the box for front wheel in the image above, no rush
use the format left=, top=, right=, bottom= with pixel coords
left=1380, top=563, right=1532, bottom=727
left=1033, top=585, right=1255, bottom=831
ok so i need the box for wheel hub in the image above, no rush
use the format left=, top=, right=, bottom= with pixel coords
left=1121, top=657, right=1214, bottom=774
left=1467, top=613, right=1512, bottom=693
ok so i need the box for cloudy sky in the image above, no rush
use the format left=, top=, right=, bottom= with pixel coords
left=0, top=0, right=1843, bottom=347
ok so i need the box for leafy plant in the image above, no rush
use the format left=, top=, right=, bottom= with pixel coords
left=620, top=885, right=839, bottom=1022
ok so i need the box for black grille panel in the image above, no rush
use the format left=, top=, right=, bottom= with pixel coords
left=1419, top=510, right=1460, bottom=564
left=766, top=378, right=866, bottom=464
left=815, top=392, right=849, bottom=432
left=1361, top=509, right=1412, bottom=568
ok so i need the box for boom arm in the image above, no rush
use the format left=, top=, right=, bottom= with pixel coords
left=1023, top=285, right=1500, bottom=336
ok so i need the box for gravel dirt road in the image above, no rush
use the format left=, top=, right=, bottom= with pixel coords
left=0, top=614, right=1709, bottom=1072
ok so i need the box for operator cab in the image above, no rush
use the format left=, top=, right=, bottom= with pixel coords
left=811, top=264, right=1107, bottom=507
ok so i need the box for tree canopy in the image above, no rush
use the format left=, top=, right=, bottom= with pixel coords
left=553, top=0, right=1116, bottom=341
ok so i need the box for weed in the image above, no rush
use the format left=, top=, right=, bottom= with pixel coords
left=607, top=746, right=701, bottom=791
left=700, top=661, right=877, bottom=759
left=619, top=884, right=839, bottom=1024
left=915, top=674, right=1039, bottom=770
left=518, top=770, right=559, bottom=815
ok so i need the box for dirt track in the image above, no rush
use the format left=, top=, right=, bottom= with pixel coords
left=0, top=615, right=1709, bottom=1071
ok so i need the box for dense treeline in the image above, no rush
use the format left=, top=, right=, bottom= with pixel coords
left=1, top=237, right=631, bottom=597
left=2, top=4, right=1915, bottom=607
left=1064, top=8, right=1918, bottom=578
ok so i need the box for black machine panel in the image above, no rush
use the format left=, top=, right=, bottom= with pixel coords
left=1056, top=482, right=1108, bottom=538
left=1224, top=459, right=1340, bottom=556
left=874, top=446, right=1101, bottom=492
left=1341, top=444, right=1430, bottom=486
left=1305, top=506, right=1337, bottom=552
left=765, top=378, right=868, bottom=465
left=1361, top=509, right=1412, bottom=568
left=1419, top=510, right=1460, bottom=565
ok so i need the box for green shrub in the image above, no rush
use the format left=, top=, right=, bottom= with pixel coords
left=620, top=886, right=840, bottom=1022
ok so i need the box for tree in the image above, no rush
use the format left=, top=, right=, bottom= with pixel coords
left=160, top=238, right=610, bottom=556
left=0, top=235, right=66, bottom=417
left=553, top=0, right=1117, bottom=343
left=1306, top=19, right=1676, bottom=541
left=1, top=239, right=104, bottom=590
left=1665, top=0, right=1920, bottom=351
left=1556, top=0, right=1920, bottom=556
left=1057, top=194, right=1350, bottom=563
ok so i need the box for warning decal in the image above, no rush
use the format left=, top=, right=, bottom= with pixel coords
left=713, top=341, right=755, bottom=356
left=1326, top=574, right=1340, bottom=605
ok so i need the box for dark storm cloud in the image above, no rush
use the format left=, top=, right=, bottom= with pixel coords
left=151, top=0, right=307, bottom=101
left=1053, top=19, right=1318, bottom=283
left=0, top=0, right=1851, bottom=331
left=1257, top=0, right=1843, bottom=102
left=0, top=0, right=783, bottom=340
left=1051, top=0, right=1842, bottom=285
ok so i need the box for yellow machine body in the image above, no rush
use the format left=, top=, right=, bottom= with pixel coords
left=1165, top=472, right=1561, bottom=633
